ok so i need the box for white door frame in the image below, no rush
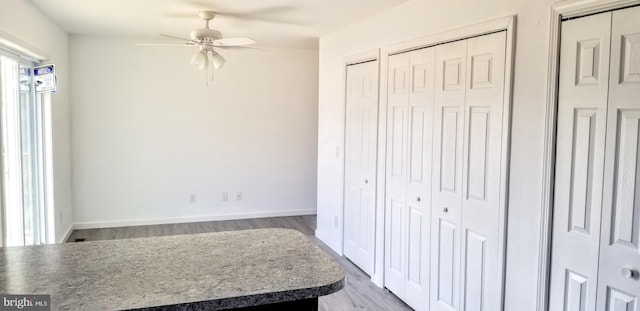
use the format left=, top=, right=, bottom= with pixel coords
left=375, top=15, right=516, bottom=295
left=538, top=1, right=640, bottom=310
left=342, top=48, right=381, bottom=280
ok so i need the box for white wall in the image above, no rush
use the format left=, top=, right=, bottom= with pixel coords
left=70, top=36, right=319, bottom=227
left=0, top=0, right=73, bottom=243
left=316, top=0, right=554, bottom=309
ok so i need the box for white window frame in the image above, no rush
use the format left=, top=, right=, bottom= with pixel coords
left=0, top=32, right=53, bottom=246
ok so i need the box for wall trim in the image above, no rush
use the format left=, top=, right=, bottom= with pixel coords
left=73, top=209, right=317, bottom=230
left=315, top=228, right=343, bottom=255
left=59, top=224, right=74, bottom=243
left=538, top=1, right=640, bottom=310
left=0, top=29, right=49, bottom=61
left=386, top=16, right=514, bottom=55
left=345, top=48, right=380, bottom=66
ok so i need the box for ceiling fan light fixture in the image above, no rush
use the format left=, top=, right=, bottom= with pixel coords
left=190, top=50, right=208, bottom=70
left=210, top=51, right=226, bottom=69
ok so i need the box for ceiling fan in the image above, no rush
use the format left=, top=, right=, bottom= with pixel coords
left=137, top=10, right=261, bottom=81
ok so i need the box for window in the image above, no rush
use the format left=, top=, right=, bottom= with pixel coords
left=0, top=51, right=53, bottom=246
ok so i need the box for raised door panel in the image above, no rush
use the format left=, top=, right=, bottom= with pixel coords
left=391, top=107, right=407, bottom=178
left=463, top=230, right=487, bottom=311
left=620, top=33, right=640, bottom=84
left=605, top=288, right=637, bottom=311
left=407, top=207, right=424, bottom=284
left=405, top=47, right=435, bottom=311
left=409, top=108, right=427, bottom=185
left=460, top=31, right=506, bottom=311
left=569, top=109, right=598, bottom=237
left=344, top=60, right=379, bottom=276
left=440, top=108, right=462, bottom=194
left=344, top=184, right=360, bottom=253
left=358, top=188, right=373, bottom=252
left=610, top=111, right=640, bottom=251
left=385, top=52, right=410, bottom=297
left=597, top=6, right=640, bottom=309
left=550, top=12, right=611, bottom=311
left=431, top=39, right=467, bottom=311
left=565, top=271, right=589, bottom=311
left=436, top=219, right=458, bottom=309
left=360, top=107, right=373, bottom=170
left=390, top=199, right=406, bottom=273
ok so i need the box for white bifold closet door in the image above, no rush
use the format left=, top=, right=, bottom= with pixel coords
left=597, top=6, right=640, bottom=309
left=384, top=31, right=507, bottom=311
left=550, top=6, right=640, bottom=311
left=385, top=47, right=435, bottom=310
left=344, top=60, right=379, bottom=276
left=430, top=31, right=506, bottom=311
left=549, top=11, right=611, bottom=311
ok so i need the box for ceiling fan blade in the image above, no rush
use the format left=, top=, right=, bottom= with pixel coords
left=216, top=46, right=272, bottom=55
left=162, top=12, right=199, bottom=18
left=152, top=32, right=192, bottom=42
left=212, top=37, right=256, bottom=47
left=135, top=43, right=196, bottom=46
left=216, top=45, right=271, bottom=52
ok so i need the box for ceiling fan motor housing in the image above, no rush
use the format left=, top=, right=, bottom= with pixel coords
left=190, top=29, right=223, bottom=42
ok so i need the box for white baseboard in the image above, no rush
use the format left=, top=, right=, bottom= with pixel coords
left=59, top=224, right=74, bottom=243
left=314, top=228, right=328, bottom=241
left=73, top=209, right=317, bottom=230
left=315, top=228, right=343, bottom=256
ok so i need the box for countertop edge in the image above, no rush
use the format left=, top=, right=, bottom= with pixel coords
left=126, top=276, right=346, bottom=311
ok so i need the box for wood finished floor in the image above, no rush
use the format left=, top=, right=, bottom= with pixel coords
left=68, top=216, right=413, bottom=311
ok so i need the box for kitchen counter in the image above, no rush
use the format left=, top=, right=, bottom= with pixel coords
left=0, top=228, right=345, bottom=310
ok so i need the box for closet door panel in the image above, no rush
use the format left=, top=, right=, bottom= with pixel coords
left=405, top=48, right=435, bottom=310
left=597, top=6, right=640, bottom=310
left=344, top=60, right=379, bottom=276
left=385, top=52, right=410, bottom=296
left=549, top=12, right=612, bottom=311
left=460, top=31, right=506, bottom=311
left=431, top=39, right=467, bottom=311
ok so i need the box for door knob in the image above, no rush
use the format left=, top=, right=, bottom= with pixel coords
left=416, top=197, right=421, bottom=202
left=621, top=268, right=638, bottom=279
left=365, top=179, right=368, bottom=184
left=443, top=207, right=449, bottom=213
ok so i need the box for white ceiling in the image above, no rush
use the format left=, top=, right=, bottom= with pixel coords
left=29, top=0, right=407, bottom=49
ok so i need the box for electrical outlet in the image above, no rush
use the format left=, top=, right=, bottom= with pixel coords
left=189, top=193, right=197, bottom=204
left=222, top=192, right=228, bottom=202
left=236, top=192, right=242, bottom=201
left=334, top=216, right=339, bottom=227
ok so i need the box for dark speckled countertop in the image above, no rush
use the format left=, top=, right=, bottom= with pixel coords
left=0, top=228, right=345, bottom=310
